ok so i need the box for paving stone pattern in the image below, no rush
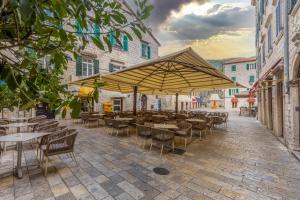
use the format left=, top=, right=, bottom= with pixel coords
left=0, top=114, right=300, bottom=200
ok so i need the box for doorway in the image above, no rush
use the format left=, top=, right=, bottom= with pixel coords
left=141, top=95, right=147, bottom=111
left=277, top=81, right=284, bottom=137
left=268, top=85, right=273, bottom=130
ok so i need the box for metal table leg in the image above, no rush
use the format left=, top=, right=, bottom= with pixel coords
left=16, top=142, right=23, bottom=179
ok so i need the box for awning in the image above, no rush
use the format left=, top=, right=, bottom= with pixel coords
left=71, top=48, right=245, bottom=94
left=78, top=86, right=94, bottom=97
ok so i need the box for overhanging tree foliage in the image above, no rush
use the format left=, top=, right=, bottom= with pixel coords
left=0, top=0, right=153, bottom=117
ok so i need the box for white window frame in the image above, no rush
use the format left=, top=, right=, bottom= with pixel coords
left=82, top=57, right=94, bottom=77
left=113, top=98, right=122, bottom=112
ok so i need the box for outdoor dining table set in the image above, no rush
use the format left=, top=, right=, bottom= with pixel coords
left=100, top=110, right=229, bottom=156
left=0, top=115, right=78, bottom=178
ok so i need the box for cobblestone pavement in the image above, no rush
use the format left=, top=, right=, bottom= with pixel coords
left=0, top=114, right=300, bottom=200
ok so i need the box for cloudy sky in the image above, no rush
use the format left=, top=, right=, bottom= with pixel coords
left=142, top=0, right=255, bottom=59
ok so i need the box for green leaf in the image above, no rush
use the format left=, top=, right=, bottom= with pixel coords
left=131, top=27, right=142, bottom=39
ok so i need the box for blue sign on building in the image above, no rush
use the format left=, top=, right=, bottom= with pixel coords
left=197, top=98, right=204, bottom=103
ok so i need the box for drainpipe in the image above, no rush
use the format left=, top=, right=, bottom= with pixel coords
left=284, top=0, right=290, bottom=94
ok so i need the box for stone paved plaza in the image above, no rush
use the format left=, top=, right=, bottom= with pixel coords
left=0, top=114, right=300, bottom=200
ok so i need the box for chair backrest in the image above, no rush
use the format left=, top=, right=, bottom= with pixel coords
left=36, top=120, right=59, bottom=131
left=136, top=125, right=151, bottom=136
left=0, top=128, right=6, bottom=136
left=177, top=121, right=192, bottom=130
left=28, top=115, right=47, bottom=123
left=151, top=128, right=174, bottom=141
left=46, top=125, right=67, bottom=133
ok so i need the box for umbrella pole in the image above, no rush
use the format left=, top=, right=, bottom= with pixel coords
left=175, top=93, right=179, bottom=114
left=133, top=86, right=138, bottom=116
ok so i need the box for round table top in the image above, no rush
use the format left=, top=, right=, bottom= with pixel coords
left=0, top=132, right=49, bottom=142
left=152, top=115, right=168, bottom=118
left=186, top=119, right=206, bottom=123
left=114, top=118, right=134, bottom=121
left=8, top=117, right=29, bottom=121
left=0, top=122, right=38, bottom=128
left=153, top=124, right=178, bottom=129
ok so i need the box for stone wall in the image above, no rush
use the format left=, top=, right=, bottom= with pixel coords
left=254, top=0, right=300, bottom=149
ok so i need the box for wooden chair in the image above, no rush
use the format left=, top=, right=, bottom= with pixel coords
left=150, top=128, right=175, bottom=157
left=0, top=128, right=6, bottom=157
left=175, top=122, right=192, bottom=149
left=28, top=115, right=47, bottom=123
left=42, top=130, right=78, bottom=176
left=36, top=126, right=68, bottom=160
left=86, top=115, right=100, bottom=128
left=111, top=119, right=129, bottom=136
left=34, top=120, right=59, bottom=132
left=136, top=125, right=152, bottom=148
left=190, top=121, right=207, bottom=140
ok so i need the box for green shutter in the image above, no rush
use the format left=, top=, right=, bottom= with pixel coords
left=147, top=46, right=151, bottom=59
left=141, top=42, right=145, bottom=57
left=123, top=35, right=128, bottom=51
left=76, top=56, right=82, bottom=76
left=75, top=20, right=83, bottom=35
left=246, top=64, right=249, bottom=70
left=236, top=89, right=239, bottom=93
left=109, top=63, right=114, bottom=72
left=94, top=24, right=100, bottom=40
left=94, top=59, right=99, bottom=74
left=231, top=77, right=236, bottom=82
left=254, top=63, right=257, bottom=69
left=109, top=31, right=115, bottom=47
left=232, top=65, right=236, bottom=71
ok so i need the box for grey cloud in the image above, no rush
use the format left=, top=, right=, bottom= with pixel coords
left=206, top=4, right=221, bottom=14
left=162, top=6, right=255, bottom=41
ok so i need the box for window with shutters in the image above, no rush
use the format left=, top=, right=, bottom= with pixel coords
left=248, top=63, right=256, bottom=70
left=109, top=63, right=125, bottom=72
left=262, top=42, right=266, bottom=65
left=141, top=41, right=151, bottom=59
left=288, top=0, right=297, bottom=13
left=109, top=31, right=129, bottom=51
left=268, top=26, right=272, bottom=50
left=231, top=65, right=236, bottom=71
left=229, top=88, right=239, bottom=96
left=249, top=75, right=255, bottom=83
left=276, top=0, right=283, bottom=36
left=82, top=58, right=94, bottom=77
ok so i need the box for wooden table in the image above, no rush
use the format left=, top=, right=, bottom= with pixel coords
left=0, top=132, right=50, bottom=178
left=153, top=124, right=178, bottom=129
left=0, top=122, right=38, bottom=133
left=152, top=115, right=168, bottom=118
left=114, top=118, right=134, bottom=121
left=8, top=117, right=30, bottom=122
left=186, top=119, right=206, bottom=123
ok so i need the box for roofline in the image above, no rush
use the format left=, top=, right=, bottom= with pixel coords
left=223, top=58, right=256, bottom=65
left=121, top=0, right=161, bottom=46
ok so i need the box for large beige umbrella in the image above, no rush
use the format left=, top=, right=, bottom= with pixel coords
left=72, top=47, right=244, bottom=113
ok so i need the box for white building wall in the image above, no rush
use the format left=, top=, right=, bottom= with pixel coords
left=223, top=60, right=257, bottom=111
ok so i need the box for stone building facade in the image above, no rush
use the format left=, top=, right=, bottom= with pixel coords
left=62, top=2, right=180, bottom=114
left=223, top=58, right=257, bottom=111
left=252, top=0, right=300, bottom=150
